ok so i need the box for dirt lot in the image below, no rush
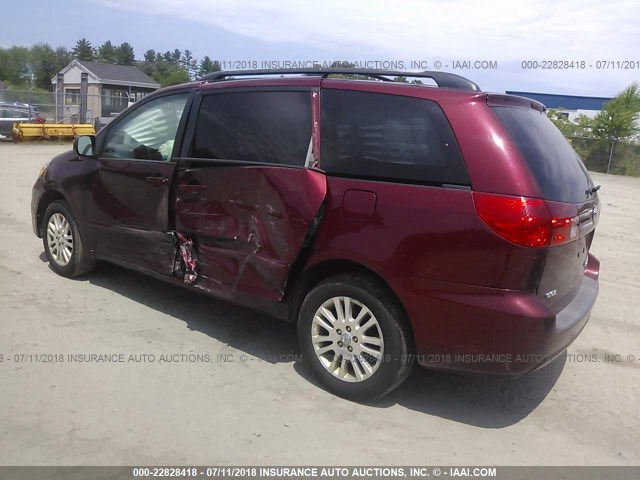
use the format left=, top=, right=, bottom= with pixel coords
left=0, top=142, right=638, bottom=466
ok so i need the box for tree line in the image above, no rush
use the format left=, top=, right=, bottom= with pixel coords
left=0, top=38, right=222, bottom=90
left=1, top=39, right=426, bottom=91
left=1, top=38, right=437, bottom=92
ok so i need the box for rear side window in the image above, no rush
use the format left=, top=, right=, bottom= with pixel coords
left=492, top=107, right=594, bottom=203
left=192, top=91, right=311, bottom=166
left=320, top=90, right=469, bottom=185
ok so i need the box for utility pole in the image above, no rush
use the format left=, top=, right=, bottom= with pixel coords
left=606, top=138, right=615, bottom=174
left=27, top=79, right=32, bottom=122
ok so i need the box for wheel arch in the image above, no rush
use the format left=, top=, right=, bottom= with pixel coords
left=36, top=189, right=68, bottom=237
left=36, top=188, right=88, bottom=250
left=286, top=258, right=411, bottom=332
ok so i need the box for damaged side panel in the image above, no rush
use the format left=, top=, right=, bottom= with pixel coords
left=173, top=231, right=198, bottom=284
left=173, top=165, right=326, bottom=301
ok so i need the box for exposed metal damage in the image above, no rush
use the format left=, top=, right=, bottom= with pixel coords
left=173, top=231, right=198, bottom=284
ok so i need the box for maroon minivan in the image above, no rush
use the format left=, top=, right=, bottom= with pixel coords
left=31, top=69, right=600, bottom=400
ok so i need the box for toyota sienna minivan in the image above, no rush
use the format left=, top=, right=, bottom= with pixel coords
left=32, top=68, right=600, bottom=400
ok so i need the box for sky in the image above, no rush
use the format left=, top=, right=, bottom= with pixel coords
left=2, top=0, right=639, bottom=96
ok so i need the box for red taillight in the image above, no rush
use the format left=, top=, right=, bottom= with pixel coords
left=473, top=193, right=551, bottom=247
left=549, top=216, right=578, bottom=245
left=473, top=193, right=580, bottom=248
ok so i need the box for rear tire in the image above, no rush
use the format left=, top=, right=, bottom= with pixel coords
left=298, top=274, right=413, bottom=401
left=42, top=200, right=94, bottom=278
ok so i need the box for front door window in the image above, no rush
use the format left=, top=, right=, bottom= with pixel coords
left=102, top=93, right=189, bottom=161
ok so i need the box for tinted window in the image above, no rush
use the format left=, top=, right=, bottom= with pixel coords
left=492, top=107, right=594, bottom=203
left=320, top=90, right=469, bottom=185
left=192, top=91, right=311, bottom=166
left=103, top=93, right=189, bottom=161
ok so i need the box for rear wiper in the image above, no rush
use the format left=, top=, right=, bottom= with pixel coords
left=585, top=184, right=601, bottom=196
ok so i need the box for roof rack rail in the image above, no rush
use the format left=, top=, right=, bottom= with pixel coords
left=200, top=68, right=481, bottom=92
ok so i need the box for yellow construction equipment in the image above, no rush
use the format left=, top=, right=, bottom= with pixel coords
left=12, top=123, right=95, bottom=142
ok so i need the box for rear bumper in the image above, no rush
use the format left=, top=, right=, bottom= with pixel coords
left=398, top=254, right=599, bottom=375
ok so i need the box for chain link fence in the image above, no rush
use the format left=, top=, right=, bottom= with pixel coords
left=0, top=88, right=133, bottom=126
left=568, top=136, right=640, bottom=177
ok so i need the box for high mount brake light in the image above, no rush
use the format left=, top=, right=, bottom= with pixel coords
left=473, top=193, right=578, bottom=248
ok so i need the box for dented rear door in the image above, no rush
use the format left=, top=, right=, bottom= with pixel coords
left=173, top=87, right=326, bottom=300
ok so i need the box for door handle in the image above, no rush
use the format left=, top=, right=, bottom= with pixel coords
left=145, top=176, right=168, bottom=185
left=177, top=184, right=207, bottom=195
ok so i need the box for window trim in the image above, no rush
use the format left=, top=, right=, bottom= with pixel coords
left=176, top=156, right=318, bottom=171
left=96, top=88, right=196, bottom=163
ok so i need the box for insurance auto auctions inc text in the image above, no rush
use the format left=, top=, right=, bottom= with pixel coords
left=219, top=60, right=498, bottom=70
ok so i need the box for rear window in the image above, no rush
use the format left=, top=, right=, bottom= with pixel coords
left=321, top=90, right=469, bottom=185
left=492, top=107, right=594, bottom=203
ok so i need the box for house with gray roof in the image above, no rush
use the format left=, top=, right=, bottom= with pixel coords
left=51, top=60, right=160, bottom=121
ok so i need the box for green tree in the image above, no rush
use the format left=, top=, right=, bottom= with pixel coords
left=547, top=110, right=596, bottom=138
left=547, top=85, right=640, bottom=175
left=117, top=42, right=136, bottom=65
left=151, top=61, right=189, bottom=87
left=162, top=51, right=174, bottom=64
left=29, top=43, right=59, bottom=89
left=0, top=46, right=31, bottom=85
left=139, top=50, right=157, bottom=78
left=72, top=38, right=94, bottom=61
left=163, top=66, right=190, bottom=86
left=198, top=56, right=220, bottom=77
left=328, top=61, right=366, bottom=80
left=143, top=49, right=156, bottom=63
left=392, top=76, right=423, bottom=84
left=593, top=83, right=640, bottom=141
left=592, top=83, right=640, bottom=174
left=141, top=53, right=190, bottom=87
left=548, top=109, right=580, bottom=137
left=97, top=41, right=118, bottom=63
left=55, top=46, right=72, bottom=71
left=574, top=114, right=596, bottom=138
left=181, top=50, right=197, bottom=80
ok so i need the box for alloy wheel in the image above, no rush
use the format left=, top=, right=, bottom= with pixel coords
left=311, top=296, right=385, bottom=383
left=46, top=213, right=73, bottom=266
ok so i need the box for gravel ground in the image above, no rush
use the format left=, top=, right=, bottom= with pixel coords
left=0, top=142, right=638, bottom=466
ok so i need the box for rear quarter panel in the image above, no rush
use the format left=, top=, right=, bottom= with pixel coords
left=307, top=177, right=545, bottom=291
left=305, top=177, right=550, bottom=363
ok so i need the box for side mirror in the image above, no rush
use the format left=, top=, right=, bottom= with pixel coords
left=74, top=135, right=96, bottom=157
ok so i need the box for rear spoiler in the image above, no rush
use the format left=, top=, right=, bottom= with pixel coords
left=486, top=94, right=546, bottom=112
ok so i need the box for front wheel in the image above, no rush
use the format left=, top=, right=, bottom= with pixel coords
left=298, top=274, right=413, bottom=401
left=42, top=200, right=94, bottom=278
